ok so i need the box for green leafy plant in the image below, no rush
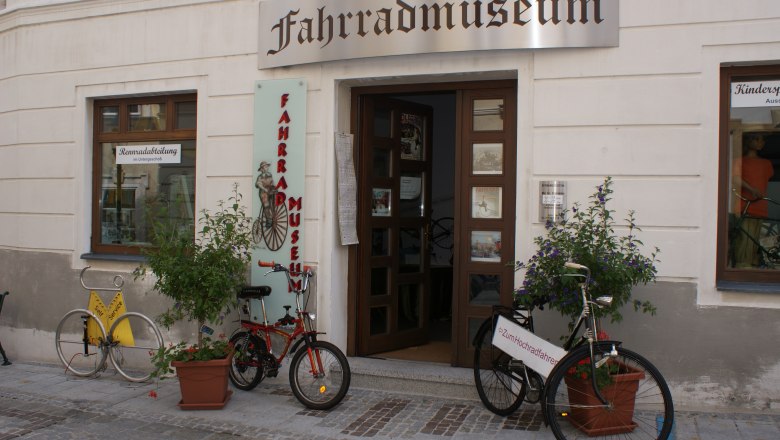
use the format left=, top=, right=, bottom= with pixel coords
left=515, top=177, right=659, bottom=324
left=135, top=183, right=252, bottom=379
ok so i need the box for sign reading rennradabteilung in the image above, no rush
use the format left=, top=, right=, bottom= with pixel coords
left=115, top=145, right=181, bottom=164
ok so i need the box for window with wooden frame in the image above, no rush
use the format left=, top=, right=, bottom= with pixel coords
left=91, top=94, right=197, bottom=256
left=718, top=65, right=780, bottom=286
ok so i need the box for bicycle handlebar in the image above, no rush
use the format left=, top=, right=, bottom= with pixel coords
left=732, top=188, right=780, bottom=205
left=257, top=260, right=314, bottom=278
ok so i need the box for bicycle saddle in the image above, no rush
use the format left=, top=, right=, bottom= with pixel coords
left=239, top=286, right=272, bottom=299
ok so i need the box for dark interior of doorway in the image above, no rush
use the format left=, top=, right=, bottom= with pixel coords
left=371, top=92, right=457, bottom=364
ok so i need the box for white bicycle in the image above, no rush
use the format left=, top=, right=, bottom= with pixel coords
left=55, top=267, right=163, bottom=382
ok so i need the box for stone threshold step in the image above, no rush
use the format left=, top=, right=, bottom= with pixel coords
left=348, top=356, right=480, bottom=401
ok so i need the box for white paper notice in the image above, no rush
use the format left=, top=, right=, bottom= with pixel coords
left=335, top=133, right=359, bottom=245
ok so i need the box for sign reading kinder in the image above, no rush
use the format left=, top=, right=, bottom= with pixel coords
left=492, top=315, right=567, bottom=378
left=731, top=80, right=780, bottom=107
left=258, top=0, right=618, bottom=69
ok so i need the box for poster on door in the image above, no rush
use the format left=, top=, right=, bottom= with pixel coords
left=251, top=79, right=307, bottom=321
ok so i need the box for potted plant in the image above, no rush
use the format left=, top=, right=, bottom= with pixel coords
left=135, top=184, right=252, bottom=410
left=515, top=177, right=659, bottom=435
left=515, top=176, right=659, bottom=325
left=563, top=358, right=646, bottom=435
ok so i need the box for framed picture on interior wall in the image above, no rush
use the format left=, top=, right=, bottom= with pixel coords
left=372, top=188, right=391, bottom=217
left=472, top=143, right=503, bottom=175
left=472, top=187, right=502, bottom=219
left=400, top=112, right=424, bottom=161
left=470, top=231, right=502, bottom=263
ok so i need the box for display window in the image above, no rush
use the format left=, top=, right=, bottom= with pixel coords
left=718, top=66, right=780, bottom=285
left=91, top=94, right=197, bottom=255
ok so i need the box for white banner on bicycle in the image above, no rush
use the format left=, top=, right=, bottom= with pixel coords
left=492, top=315, right=567, bottom=378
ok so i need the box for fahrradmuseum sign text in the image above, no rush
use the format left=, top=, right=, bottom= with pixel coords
left=258, top=0, right=619, bottom=69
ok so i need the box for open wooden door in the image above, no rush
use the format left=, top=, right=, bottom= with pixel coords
left=357, top=96, right=434, bottom=354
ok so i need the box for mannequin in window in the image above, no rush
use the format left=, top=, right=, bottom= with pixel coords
left=733, top=133, right=773, bottom=268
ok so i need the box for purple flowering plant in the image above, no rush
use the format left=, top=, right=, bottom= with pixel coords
left=515, top=177, right=659, bottom=324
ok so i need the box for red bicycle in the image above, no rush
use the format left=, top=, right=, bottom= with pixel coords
left=228, top=261, right=351, bottom=410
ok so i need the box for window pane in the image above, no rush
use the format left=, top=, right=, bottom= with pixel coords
left=373, top=108, right=391, bottom=138
left=175, top=101, right=196, bottom=129
left=470, top=231, right=502, bottom=263
left=469, top=274, right=501, bottom=305
left=373, top=148, right=391, bottom=178
left=473, top=99, right=503, bottom=131
left=399, top=172, right=424, bottom=218
left=371, top=267, right=388, bottom=296
left=99, top=140, right=195, bottom=246
left=473, top=143, right=503, bottom=175
left=398, top=283, right=421, bottom=331
left=371, top=228, right=390, bottom=256
left=101, top=106, right=119, bottom=133
left=727, top=78, right=780, bottom=271
left=128, top=103, right=166, bottom=131
left=472, top=187, right=502, bottom=219
left=370, top=307, right=388, bottom=335
left=400, top=112, right=425, bottom=161
left=399, top=227, right=422, bottom=273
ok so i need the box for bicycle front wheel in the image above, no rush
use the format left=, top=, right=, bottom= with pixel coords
left=473, top=316, right=526, bottom=415
left=55, top=309, right=108, bottom=377
left=544, top=345, right=674, bottom=440
left=289, top=340, right=351, bottom=410
left=229, top=331, right=265, bottom=391
left=107, top=312, right=164, bottom=382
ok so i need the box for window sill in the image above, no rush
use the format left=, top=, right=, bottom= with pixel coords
left=716, top=280, right=780, bottom=294
left=80, top=253, right=146, bottom=263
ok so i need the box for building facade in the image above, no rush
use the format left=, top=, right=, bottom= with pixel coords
left=1, top=0, right=780, bottom=411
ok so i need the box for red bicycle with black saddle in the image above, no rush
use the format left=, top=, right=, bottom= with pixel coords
left=228, top=261, right=350, bottom=410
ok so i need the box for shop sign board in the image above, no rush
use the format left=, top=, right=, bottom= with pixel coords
left=251, top=79, right=307, bottom=321
left=258, top=0, right=619, bottom=69
left=731, top=80, right=780, bottom=107
left=115, top=144, right=181, bottom=164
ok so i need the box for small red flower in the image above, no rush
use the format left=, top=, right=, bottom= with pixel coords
left=148, top=390, right=158, bottom=399
left=597, top=330, right=610, bottom=340
left=580, top=372, right=587, bottom=380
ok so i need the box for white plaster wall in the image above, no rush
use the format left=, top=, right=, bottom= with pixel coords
left=1, top=2, right=780, bottom=394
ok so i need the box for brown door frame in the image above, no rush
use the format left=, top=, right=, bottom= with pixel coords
left=347, top=79, right=518, bottom=359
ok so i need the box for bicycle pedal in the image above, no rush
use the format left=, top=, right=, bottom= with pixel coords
left=266, top=368, right=279, bottom=378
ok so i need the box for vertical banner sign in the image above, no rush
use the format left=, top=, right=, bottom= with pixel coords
left=252, top=79, right=307, bottom=321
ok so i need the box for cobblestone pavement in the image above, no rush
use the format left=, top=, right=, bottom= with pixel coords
left=1, top=362, right=779, bottom=439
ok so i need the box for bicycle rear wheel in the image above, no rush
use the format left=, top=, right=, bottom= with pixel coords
left=55, top=309, right=108, bottom=377
left=107, top=312, right=164, bottom=382
left=289, top=340, right=351, bottom=410
left=473, top=316, right=526, bottom=415
left=544, top=345, right=674, bottom=440
left=229, top=331, right=265, bottom=391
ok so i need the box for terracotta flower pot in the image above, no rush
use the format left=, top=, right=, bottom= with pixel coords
left=563, top=363, right=646, bottom=436
left=172, top=357, right=233, bottom=410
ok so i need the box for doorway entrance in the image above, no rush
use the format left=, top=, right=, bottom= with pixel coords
left=349, top=80, right=517, bottom=367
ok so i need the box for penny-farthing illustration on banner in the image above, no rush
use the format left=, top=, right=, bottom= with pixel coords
left=253, top=160, right=289, bottom=251
left=251, top=79, right=307, bottom=322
